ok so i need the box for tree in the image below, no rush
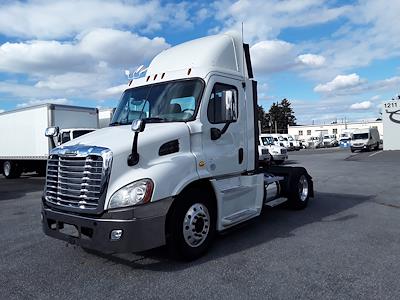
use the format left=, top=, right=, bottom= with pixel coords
left=256, top=105, right=269, bottom=132
left=267, top=99, right=297, bottom=133
left=257, top=99, right=297, bottom=133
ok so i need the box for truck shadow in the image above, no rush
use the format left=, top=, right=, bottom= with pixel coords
left=88, top=191, right=372, bottom=271
left=0, top=175, right=45, bottom=201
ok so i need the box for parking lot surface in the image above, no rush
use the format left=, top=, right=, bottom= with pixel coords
left=1, top=148, right=400, bottom=299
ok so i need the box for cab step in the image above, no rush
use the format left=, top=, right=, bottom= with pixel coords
left=221, top=208, right=258, bottom=227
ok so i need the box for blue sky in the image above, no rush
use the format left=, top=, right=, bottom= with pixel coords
left=0, top=0, right=399, bottom=124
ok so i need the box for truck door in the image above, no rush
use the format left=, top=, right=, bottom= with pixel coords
left=201, top=76, right=247, bottom=177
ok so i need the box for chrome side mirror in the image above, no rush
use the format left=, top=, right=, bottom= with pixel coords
left=45, top=126, right=59, bottom=137
left=131, top=119, right=145, bottom=132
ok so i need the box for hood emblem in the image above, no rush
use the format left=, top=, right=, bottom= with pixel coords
left=64, top=151, right=77, bottom=156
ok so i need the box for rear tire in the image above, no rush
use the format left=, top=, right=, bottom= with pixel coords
left=3, top=161, right=22, bottom=179
left=166, top=188, right=216, bottom=261
left=287, top=170, right=310, bottom=210
left=274, top=160, right=284, bottom=165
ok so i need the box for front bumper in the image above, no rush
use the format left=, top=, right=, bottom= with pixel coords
left=351, top=144, right=368, bottom=150
left=272, top=154, right=287, bottom=160
left=42, top=197, right=173, bottom=253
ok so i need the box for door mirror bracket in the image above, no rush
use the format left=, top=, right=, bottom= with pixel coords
left=210, top=120, right=233, bottom=140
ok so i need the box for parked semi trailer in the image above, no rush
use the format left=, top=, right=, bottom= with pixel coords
left=41, top=33, right=314, bottom=260
left=0, top=104, right=98, bottom=178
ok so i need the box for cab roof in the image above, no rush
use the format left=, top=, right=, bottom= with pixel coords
left=130, top=33, right=250, bottom=88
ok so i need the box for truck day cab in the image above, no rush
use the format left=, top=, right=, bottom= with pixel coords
left=41, top=33, right=314, bottom=260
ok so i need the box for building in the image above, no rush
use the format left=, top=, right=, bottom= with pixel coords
left=288, top=120, right=383, bottom=141
left=382, top=99, right=400, bottom=150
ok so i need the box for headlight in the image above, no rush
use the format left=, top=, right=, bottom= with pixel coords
left=108, top=179, right=153, bottom=209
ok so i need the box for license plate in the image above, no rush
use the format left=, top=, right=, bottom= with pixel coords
left=60, top=223, right=79, bottom=237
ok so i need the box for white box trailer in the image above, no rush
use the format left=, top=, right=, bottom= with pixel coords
left=0, top=104, right=98, bottom=178
left=98, top=108, right=115, bottom=128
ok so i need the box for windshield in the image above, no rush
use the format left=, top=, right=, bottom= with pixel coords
left=353, top=133, right=368, bottom=140
left=278, top=136, right=284, bottom=141
left=111, top=79, right=204, bottom=125
left=287, top=136, right=294, bottom=141
left=261, top=137, right=274, bottom=145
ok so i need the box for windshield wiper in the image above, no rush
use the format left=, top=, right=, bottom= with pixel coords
left=109, top=121, right=128, bottom=126
left=143, top=117, right=167, bottom=123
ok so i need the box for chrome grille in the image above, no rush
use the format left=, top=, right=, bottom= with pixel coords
left=281, top=148, right=287, bottom=154
left=45, top=154, right=105, bottom=210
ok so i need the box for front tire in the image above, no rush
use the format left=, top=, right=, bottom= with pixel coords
left=274, top=159, right=284, bottom=165
left=166, top=189, right=216, bottom=261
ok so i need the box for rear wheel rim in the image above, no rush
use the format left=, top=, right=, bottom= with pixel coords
left=3, top=162, right=11, bottom=177
left=182, top=203, right=210, bottom=248
left=298, top=175, right=309, bottom=202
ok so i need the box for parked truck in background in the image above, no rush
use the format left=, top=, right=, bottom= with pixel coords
left=41, top=33, right=313, bottom=260
left=0, top=104, right=98, bottom=178
left=322, top=134, right=338, bottom=147
left=259, top=134, right=288, bottom=164
left=284, top=134, right=301, bottom=151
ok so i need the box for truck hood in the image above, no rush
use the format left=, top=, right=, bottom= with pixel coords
left=62, top=123, right=190, bottom=158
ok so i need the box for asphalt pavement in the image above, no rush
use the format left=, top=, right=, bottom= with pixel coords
left=1, top=148, right=399, bottom=299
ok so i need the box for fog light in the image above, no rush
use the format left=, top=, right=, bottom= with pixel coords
left=110, top=229, right=123, bottom=240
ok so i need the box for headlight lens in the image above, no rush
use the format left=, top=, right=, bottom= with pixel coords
left=108, top=179, right=153, bottom=209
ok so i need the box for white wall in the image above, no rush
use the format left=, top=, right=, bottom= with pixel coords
left=382, top=99, right=400, bottom=150
left=288, top=121, right=383, bottom=141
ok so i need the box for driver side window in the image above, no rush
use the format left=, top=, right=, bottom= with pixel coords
left=207, top=83, right=238, bottom=124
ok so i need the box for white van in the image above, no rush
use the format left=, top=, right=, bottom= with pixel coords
left=350, top=128, right=380, bottom=152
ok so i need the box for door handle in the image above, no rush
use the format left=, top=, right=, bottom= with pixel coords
left=238, top=148, right=244, bottom=164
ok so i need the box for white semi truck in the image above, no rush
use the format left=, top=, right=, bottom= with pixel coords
left=259, top=134, right=288, bottom=164
left=0, top=104, right=98, bottom=178
left=41, top=33, right=314, bottom=260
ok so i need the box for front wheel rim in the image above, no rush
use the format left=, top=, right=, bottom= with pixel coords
left=3, top=162, right=11, bottom=177
left=182, top=203, right=210, bottom=248
left=298, top=175, right=309, bottom=202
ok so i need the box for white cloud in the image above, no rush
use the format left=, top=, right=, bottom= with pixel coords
left=0, top=40, right=94, bottom=74
left=101, top=84, right=129, bottom=97
left=0, top=0, right=192, bottom=39
left=251, top=40, right=295, bottom=73
left=0, top=109, right=4, bottom=113
left=0, top=29, right=169, bottom=76
left=297, top=54, right=325, bottom=67
left=350, top=101, right=372, bottom=110
left=17, top=98, right=70, bottom=108
left=314, top=73, right=364, bottom=93
left=213, top=0, right=351, bottom=43
left=78, top=28, right=169, bottom=67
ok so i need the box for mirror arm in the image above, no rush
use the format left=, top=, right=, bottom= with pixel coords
left=127, top=132, right=140, bottom=166
left=220, top=120, right=232, bottom=135
left=211, top=120, right=233, bottom=140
